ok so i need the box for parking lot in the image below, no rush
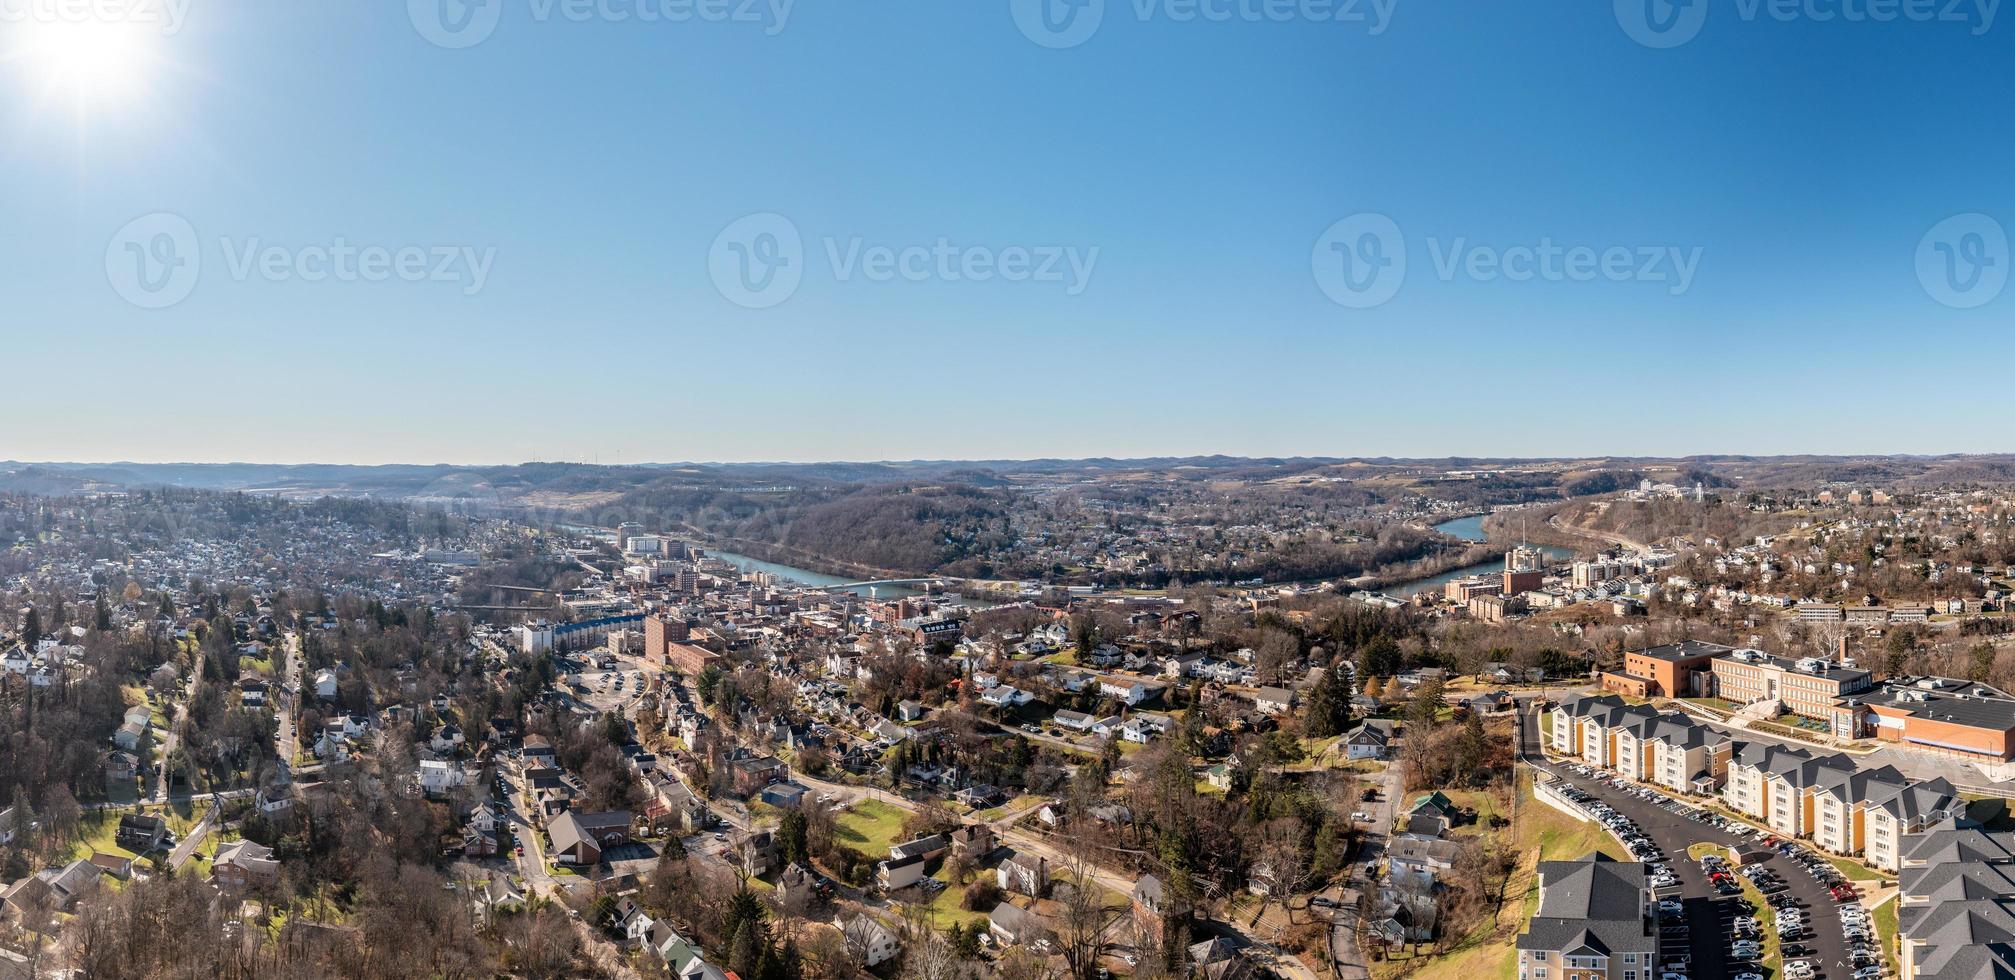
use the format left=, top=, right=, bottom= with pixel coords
left=1538, top=762, right=1871, bottom=980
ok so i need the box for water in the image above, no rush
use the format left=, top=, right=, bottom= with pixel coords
left=1385, top=514, right=1573, bottom=597
left=704, top=548, right=925, bottom=600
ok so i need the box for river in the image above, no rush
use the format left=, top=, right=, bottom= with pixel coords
left=1384, top=514, right=1574, bottom=598
left=702, top=548, right=927, bottom=600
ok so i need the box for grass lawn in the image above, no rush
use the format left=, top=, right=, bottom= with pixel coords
left=1873, top=896, right=1898, bottom=976
left=1539, top=711, right=1554, bottom=740
left=240, top=655, right=275, bottom=677
left=63, top=811, right=138, bottom=862
left=834, top=800, right=908, bottom=859
left=1827, top=856, right=1886, bottom=883
left=918, top=873, right=990, bottom=932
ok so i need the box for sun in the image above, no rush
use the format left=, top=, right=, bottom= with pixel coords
left=8, top=16, right=159, bottom=111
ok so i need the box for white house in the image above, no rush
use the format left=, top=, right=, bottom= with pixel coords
left=837, top=914, right=901, bottom=967
left=1099, top=678, right=1161, bottom=706
left=313, top=670, right=338, bottom=700
left=419, top=760, right=466, bottom=796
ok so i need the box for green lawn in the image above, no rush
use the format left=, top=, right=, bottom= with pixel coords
left=63, top=812, right=138, bottom=862
left=1873, top=896, right=1899, bottom=977
left=834, top=799, right=908, bottom=859
left=239, top=655, right=275, bottom=678
left=1827, top=855, right=1886, bottom=882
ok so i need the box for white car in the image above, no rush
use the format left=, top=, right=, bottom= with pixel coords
left=1735, top=973, right=1766, bottom=980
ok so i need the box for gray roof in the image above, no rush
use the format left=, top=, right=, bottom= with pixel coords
left=1516, top=853, right=1653, bottom=957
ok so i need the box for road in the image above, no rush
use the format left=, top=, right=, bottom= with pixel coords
left=1327, top=754, right=1403, bottom=978
left=274, top=632, right=302, bottom=767
left=1518, top=702, right=1852, bottom=980
left=153, top=658, right=204, bottom=804
left=166, top=804, right=221, bottom=869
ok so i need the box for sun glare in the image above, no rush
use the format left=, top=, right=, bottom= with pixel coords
left=8, top=16, right=158, bottom=111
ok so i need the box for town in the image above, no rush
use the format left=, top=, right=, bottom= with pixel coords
left=6, top=465, right=2015, bottom=980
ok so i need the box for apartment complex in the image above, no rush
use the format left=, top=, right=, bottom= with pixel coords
left=1551, top=695, right=1732, bottom=796
left=1895, top=820, right=2015, bottom=980
left=1552, top=693, right=1958, bottom=873
left=1516, top=853, right=1655, bottom=980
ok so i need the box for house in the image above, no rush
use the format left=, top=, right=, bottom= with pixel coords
left=102, top=750, right=140, bottom=784
left=88, top=852, right=133, bottom=880
left=45, top=859, right=102, bottom=910
left=548, top=811, right=607, bottom=865
left=1387, top=837, right=1461, bottom=886
left=0, top=805, right=15, bottom=845
left=1345, top=720, right=1395, bottom=761
left=988, top=901, right=1053, bottom=948
left=954, top=784, right=1005, bottom=809
left=1467, top=691, right=1513, bottom=714
left=430, top=724, right=465, bottom=754
left=761, top=783, right=809, bottom=809
left=878, top=853, right=930, bottom=891
left=313, top=670, right=338, bottom=700
left=1099, top=678, right=1162, bottom=706
left=117, top=813, right=168, bottom=851
left=998, top=853, right=1049, bottom=897
left=980, top=684, right=1032, bottom=708
left=213, top=839, right=281, bottom=889
left=890, top=833, right=949, bottom=863
left=113, top=721, right=148, bottom=751
left=895, top=700, right=929, bottom=722
left=1132, top=874, right=1189, bottom=953
left=418, top=760, right=466, bottom=797
left=480, top=874, right=527, bottom=917
left=521, top=734, right=556, bottom=766
left=729, top=755, right=788, bottom=797
left=838, top=914, right=902, bottom=967
left=1204, top=763, right=1235, bottom=792
left=1053, top=709, right=1097, bottom=733
left=950, top=823, right=997, bottom=858
left=735, top=829, right=780, bottom=878
left=1255, top=686, right=1296, bottom=715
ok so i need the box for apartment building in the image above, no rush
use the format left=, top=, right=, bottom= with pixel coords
left=1516, top=853, right=1656, bottom=980
left=1723, top=742, right=1958, bottom=872
left=1895, top=820, right=2015, bottom=980
left=1551, top=695, right=1731, bottom=794
left=1709, top=648, right=1872, bottom=720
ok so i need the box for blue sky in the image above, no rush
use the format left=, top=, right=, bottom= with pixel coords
left=2, top=0, right=2011, bottom=465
